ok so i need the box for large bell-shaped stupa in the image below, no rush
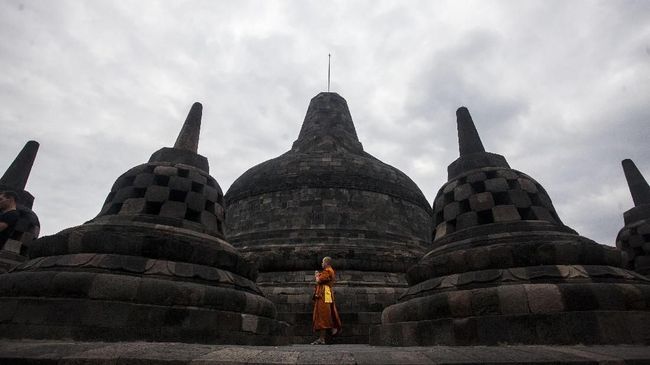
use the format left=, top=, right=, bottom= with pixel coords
left=225, top=92, right=432, bottom=343
left=0, top=141, right=40, bottom=272
left=0, top=104, right=287, bottom=344
left=372, top=107, right=650, bottom=345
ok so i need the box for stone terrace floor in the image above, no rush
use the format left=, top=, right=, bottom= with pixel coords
left=1, top=340, right=650, bottom=364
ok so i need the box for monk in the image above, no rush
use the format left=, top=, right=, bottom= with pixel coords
left=311, top=256, right=342, bottom=345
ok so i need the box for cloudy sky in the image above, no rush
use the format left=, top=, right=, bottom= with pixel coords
left=1, top=0, right=648, bottom=245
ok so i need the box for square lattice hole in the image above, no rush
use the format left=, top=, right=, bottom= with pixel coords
left=145, top=202, right=162, bottom=215
left=154, top=175, right=170, bottom=186
left=470, top=181, right=486, bottom=193
left=169, top=190, right=187, bottom=202
left=477, top=210, right=493, bottom=224
left=178, top=168, right=190, bottom=178
left=184, top=208, right=201, bottom=222
left=493, top=192, right=510, bottom=205
left=518, top=207, right=534, bottom=220
left=191, top=182, right=204, bottom=193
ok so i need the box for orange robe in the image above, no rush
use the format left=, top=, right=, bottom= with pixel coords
left=312, top=266, right=342, bottom=332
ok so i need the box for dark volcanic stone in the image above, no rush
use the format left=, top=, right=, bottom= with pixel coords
left=0, top=103, right=286, bottom=345
left=225, top=92, right=432, bottom=343
left=376, top=107, right=650, bottom=346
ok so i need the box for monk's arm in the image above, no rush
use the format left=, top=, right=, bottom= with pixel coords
left=316, top=270, right=333, bottom=284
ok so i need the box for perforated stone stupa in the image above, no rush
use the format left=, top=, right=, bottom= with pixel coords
left=225, top=92, right=433, bottom=343
left=617, top=159, right=650, bottom=275
left=372, top=107, right=650, bottom=346
left=0, top=104, right=286, bottom=344
left=0, top=141, right=40, bottom=273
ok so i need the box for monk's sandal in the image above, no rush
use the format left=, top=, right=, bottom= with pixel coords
left=310, top=338, right=326, bottom=345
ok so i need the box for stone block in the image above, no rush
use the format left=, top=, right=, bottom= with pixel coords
left=467, top=172, right=487, bottom=183
left=160, top=201, right=187, bottom=219
left=145, top=186, right=169, bottom=202
left=204, top=186, right=220, bottom=203
left=442, top=180, right=459, bottom=194
left=133, top=173, right=155, bottom=188
left=189, top=170, right=208, bottom=184
left=484, top=178, right=509, bottom=192
left=169, top=176, right=192, bottom=191
left=434, top=222, right=453, bottom=240
left=524, top=284, right=564, bottom=313
left=518, top=178, right=538, bottom=193
left=444, top=202, right=462, bottom=221
left=496, top=169, right=519, bottom=180
left=454, top=184, right=472, bottom=201
left=455, top=212, right=478, bottom=230
left=508, top=190, right=532, bottom=208
left=469, top=192, right=494, bottom=211
left=448, top=290, right=472, bottom=317
left=638, top=222, right=650, bottom=235
left=153, top=165, right=178, bottom=176
left=497, top=284, right=529, bottom=314
left=114, top=187, right=139, bottom=202
left=214, top=204, right=225, bottom=221
left=240, top=313, right=259, bottom=333
left=3, top=239, right=21, bottom=253
left=119, top=198, right=146, bottom=215
left=492, top=205, right=521, bottom=222
left=201, top=211, right=218, bottom=231
left=530, top=206, right=555, bottom=222
left=433, top=195, right=446, bottom=212
left=88, top=274, right=140, bottom=301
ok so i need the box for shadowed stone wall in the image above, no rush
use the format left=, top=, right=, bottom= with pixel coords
left=226, top=92, right=432, bottom=343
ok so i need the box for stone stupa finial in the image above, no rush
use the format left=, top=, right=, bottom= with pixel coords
left=622, top=159, right=650, bottom=207
left=0, top=140, right=39, bottom=191
left=291, top=92, right=363, bottom=153
left=149, top=102, right=209, bottom=172
left=173, top=102, right=202, bottom=153
left=447, top=107, right=509, bottom=179
left=456, top=107, right=485, bottom=156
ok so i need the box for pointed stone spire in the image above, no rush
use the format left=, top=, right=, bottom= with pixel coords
left=173, top=102, right=202, bottom=153
left=447, top=107, right=509, bottom=180
left=457, top=107, right=486, bottom=156
left=292, top=92, right=363, bottom=153
left=622, top=159, right=650, bottom=206
left=149, top=102, right=209, bottom=172
left=0, top=140, right=39, bottom=191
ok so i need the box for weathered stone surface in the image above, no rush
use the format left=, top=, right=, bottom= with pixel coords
left=492, top=205, right=521, bottom=222
left=0, top=140, right=41, bottom=272
left=376, top=107, right=650, bottom=346
left=0, top=103, right=286, bottom=345
left=3, top=340, right=650, bottom=364
left=224, top=93, right=432, bottom=343
left=617, top=159, right=650, bottom=275
left=469, top=192, right=494, bottom=212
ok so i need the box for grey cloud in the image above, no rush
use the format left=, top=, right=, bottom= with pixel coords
left=1, top=0, right=648, bottom=248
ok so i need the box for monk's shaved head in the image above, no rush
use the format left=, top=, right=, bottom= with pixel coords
left=322, top=256, right=332, bottom=264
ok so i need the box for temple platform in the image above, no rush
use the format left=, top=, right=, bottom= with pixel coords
left=1, top=340, right=649, bottom=364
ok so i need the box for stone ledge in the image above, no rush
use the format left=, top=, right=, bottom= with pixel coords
left=1, top=340, right=650, bottom=364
